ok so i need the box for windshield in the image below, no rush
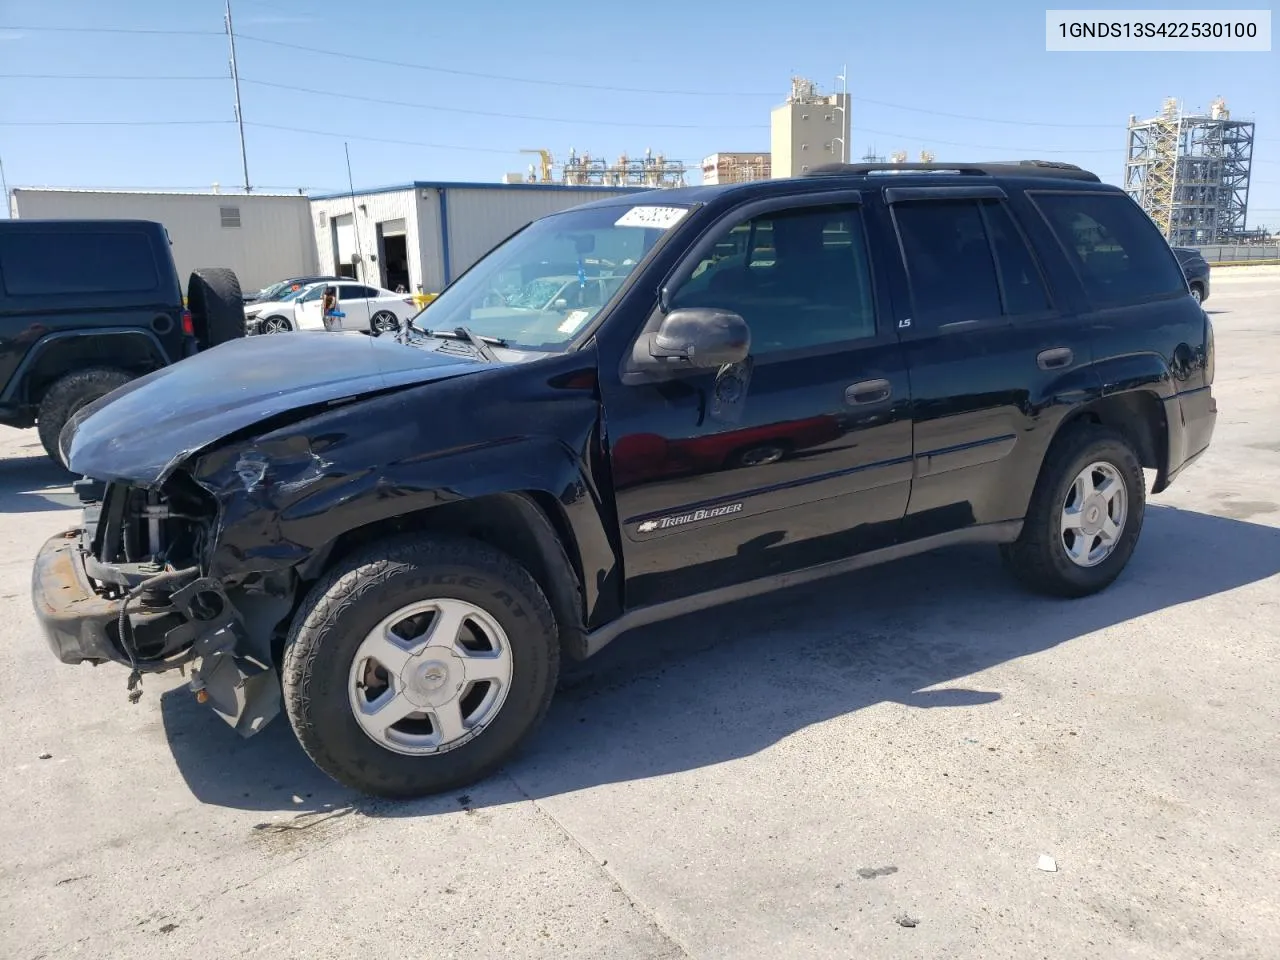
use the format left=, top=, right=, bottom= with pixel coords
left=413, top=203, right=690, bottom=351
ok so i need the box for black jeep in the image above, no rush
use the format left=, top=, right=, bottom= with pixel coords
left=0, top=219, right=244, bottom=465
left=32, top=162, right=1217, bottom=799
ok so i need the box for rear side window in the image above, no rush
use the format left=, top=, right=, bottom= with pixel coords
left=893, top=200, right=1003, bottom=329
left=0, top=230, right=160, bottom=297
left=982, top=201, right=1051, bottom=316
left=1031, top=192, right=1185, bottom=305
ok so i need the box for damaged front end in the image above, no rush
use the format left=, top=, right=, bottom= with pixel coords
left=32, top=470, right=289, bottom=737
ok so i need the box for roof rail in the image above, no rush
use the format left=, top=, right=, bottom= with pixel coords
left=804, top=160, right=1101, bottom=183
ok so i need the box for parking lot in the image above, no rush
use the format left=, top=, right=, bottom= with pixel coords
left=1, top=266, right=1277, bottom=960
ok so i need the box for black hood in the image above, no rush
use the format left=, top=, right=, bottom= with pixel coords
left=63, top=332, right=481, bottom=485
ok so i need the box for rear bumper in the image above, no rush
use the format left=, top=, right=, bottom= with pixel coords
left=1162, top=387, right=1217, bottom=488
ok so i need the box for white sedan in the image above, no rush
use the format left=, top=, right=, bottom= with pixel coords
left=245, top=281, right=419, bottom=335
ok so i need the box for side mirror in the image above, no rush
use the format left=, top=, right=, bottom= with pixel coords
left=650, top=308, right=750, bottom=369
left=553, top=298, right=569, bottom=309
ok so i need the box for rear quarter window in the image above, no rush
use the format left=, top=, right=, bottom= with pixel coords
left=1030, top=192, right=1185, bottom=305
left=0, top=230, right=161, bottom=297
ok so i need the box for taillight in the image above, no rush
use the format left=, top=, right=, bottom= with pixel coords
left=403, top=298, right=416, bottom=306
left=181, top=309, right=195, bottom=336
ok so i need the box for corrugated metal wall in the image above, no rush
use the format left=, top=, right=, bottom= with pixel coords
left=441, top=187, right=644, bottom=287
left=309, top=185, right=648, bottom=296
left=10, top=190, right=317, bottom=291
left=310, top=190, right=420, bottom=291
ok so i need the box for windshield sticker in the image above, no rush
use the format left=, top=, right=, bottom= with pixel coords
left=614, top=206, right=689, bottom=230
left=558, top=309, right=592, bottom=334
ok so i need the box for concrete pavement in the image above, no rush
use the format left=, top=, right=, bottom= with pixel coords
left=2, top=267, right=1278, bottom=959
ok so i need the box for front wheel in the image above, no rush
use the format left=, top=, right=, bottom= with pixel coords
left=259, top=314, right=292, bottom=334
left=1000, top=424, right=1146, bottom=598
left=282, top=536, right=559, bottom=799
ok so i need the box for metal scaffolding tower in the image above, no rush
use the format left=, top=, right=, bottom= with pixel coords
left=1125, top=97, right=1257, bottom=244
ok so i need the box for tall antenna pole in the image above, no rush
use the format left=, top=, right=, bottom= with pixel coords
left=0, top=152, right=9, bottom=217
left=344, top=142, right=367, bottom=285
left=840, top=64, right=849, bottom=163
left=225, top=0, right=250, bottom=193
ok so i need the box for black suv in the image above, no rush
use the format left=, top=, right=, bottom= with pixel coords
left=32, top=162, right=1217, bottom=799
left=0, top=219, right=244, bottom=464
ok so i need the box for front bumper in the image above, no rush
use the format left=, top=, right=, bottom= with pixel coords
left=32, top=530, right=175, bottom=666
left=31, top=528, right=237, bottom=670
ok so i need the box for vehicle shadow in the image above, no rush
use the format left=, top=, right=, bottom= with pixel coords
left=0, top=452, right=78, bottom=513
left=160, top=504, right=1280, bottom=815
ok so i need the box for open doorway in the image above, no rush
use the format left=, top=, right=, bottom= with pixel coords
left=376, top=219, right=410, bottom=292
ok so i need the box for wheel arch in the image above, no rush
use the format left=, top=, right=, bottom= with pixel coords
left=1046, top=389, right=1169, bottom=490
left=306, top=491, right=591, bottom=662
left=3, top=329, right=166, bottom=406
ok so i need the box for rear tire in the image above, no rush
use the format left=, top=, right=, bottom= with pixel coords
left=282, top=536, right=559, bottom=799
left=1000, top=423, right=1145, bottom=598
left=36, top=367, right=134, bottom=467
left=370, top=311, right=400, bottom=335
left=187, top=268, right=245, bottom=349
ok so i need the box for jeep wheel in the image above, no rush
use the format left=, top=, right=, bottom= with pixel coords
left=1000, top=424, right=1145, bottom=598
left=37, top=368, right=134, bottom=467
left=187, top=268, right=245, bottom=349
left=282, top=536, right=559, bottom=799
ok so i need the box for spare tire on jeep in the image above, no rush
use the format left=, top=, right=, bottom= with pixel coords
left=187, top=268, right=245, bottom=350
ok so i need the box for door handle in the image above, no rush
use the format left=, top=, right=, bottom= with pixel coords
left=845, top=379, right=891, bottom=405
left=1037, top=347, right=1073, bottom=370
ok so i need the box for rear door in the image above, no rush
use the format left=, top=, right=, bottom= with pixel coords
left=882, top=184, right=1098, bottom=538
left=602, top=193, right=914, bottom=609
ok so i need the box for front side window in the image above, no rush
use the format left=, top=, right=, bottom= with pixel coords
left=670, top=204, right=876, bottom=354
left=1031, top=192, right=1185, bottom=304
left=415, top=203, right=688, bottom=351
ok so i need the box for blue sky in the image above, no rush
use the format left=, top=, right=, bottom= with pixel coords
left=1, top=0, right=1277, bottom=227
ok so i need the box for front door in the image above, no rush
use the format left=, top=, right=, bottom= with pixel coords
left=337, top=283, right=374, bottom=331
left=602, top=196, right=914, bottom=610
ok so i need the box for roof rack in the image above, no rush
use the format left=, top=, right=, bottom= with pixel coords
left=804, top=160, right=1101, bottom=183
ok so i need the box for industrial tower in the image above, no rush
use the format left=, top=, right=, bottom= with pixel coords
left=1125, top=97, right=1257, bottom=244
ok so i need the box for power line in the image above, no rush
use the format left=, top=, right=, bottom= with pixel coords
left=1, top=24, right=222, bottom=36
left=240, top=78, right=767, bottom=130
left=234, top=34, right=777, bottom=97
left=0, top=119, right=235, bottom=126
left=0, top=73, right=224, bottom=80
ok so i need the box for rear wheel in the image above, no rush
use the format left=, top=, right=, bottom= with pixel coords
left=36, top=367, right=134, bottom=467
left=282, top=536, right=559, bottom=799
left=1189, top=283, right=1204, bottom=304
left=370, top=311, right=401, bottom=335
left=1000, top=424, right=1145, bottom=597
left=187, top=268, right=245, bottom=349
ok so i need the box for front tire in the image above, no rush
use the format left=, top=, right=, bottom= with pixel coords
left=36, top=367, right=134, bottom=467
left=260, top=315, right=293, bottom=334
left=1000, top=424, right=1145, bottom=598
left=282, top=536, right=559, bottom=799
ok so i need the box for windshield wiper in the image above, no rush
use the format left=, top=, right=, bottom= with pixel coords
left=423, top=326, right=506, bottom=362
